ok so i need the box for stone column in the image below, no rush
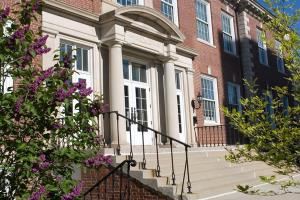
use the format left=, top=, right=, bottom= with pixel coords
left=186, top=68, right=197, bottom=146
left=109, top=42, right=127, bottom=145
left=164, top=59, right=180, bottom=141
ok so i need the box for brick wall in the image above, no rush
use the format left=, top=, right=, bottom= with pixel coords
left=246, top=13, right=289, bottom=90
left=154, top=0, right=243, bottom=126
left=81, top=166, right=173, bottom=200
left=55, top=0, right=101, bottom=14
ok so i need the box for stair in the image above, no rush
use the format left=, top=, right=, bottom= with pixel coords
left=105, top=146, right=288, bottom=200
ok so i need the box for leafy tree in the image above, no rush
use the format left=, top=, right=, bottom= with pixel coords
left=223, top=0, right=300, bottom=194
left=0, top=1, right=110, bottom=199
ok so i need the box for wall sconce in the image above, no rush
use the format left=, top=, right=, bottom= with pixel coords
left=191, top=92, right=202, bottom=111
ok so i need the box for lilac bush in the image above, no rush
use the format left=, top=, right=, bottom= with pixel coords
left=0, top=1, right=107, bottom=199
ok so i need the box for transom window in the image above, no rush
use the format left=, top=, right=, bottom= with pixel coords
left=221, top=13, right=235, bottom=54
left=196, top=0, right=212, bottom=43
left=227, top=82, right=241, bottom=111
left=275, top=40, right=285, bottom=73
left=257, top=29, right=268, bottom=66
left=201, top=76, right=219, bottom=123
left=123, top=60, right=147, bottom=83
left=117, top=0, right=138, bottom=6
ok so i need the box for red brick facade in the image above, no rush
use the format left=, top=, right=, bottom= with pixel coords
left=56, top=0, right=101, bottom=14
left=153, top=0, right=288, bottom=125
left=81, top=167, right=172, bottom=200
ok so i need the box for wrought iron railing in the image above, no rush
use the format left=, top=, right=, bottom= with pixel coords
left=97, top=111, right=192, bottom=198
left=83, top=160, right=136, bottom=200
left=194, top=125, right=247, bottom=147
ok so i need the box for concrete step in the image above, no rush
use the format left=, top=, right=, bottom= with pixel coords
left=106, top=147, right=286, bottom=200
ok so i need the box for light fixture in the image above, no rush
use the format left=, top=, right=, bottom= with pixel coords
left=191, top=92, right=202, bottom=111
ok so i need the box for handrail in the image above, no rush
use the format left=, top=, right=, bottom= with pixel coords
left=83, top=160, right=137, bottom=199
left=101, top=111, right=191, bottom=148
left=99, top=111, right=192, bottom=196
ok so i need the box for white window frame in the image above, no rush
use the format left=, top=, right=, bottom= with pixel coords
left=257, top=28, right=268, bottom=66
left=227, top=82, right=241, bottom=111
left=161, top=0, right=179, bottom=26
left=201, top=75, right=220, bottom=125
left=275, top=40, right=285, bottom=73
left=195, top=0, right=214, bottom=45
left=116, top=0, right=144, bottom=6
left=221, top=12, right=236, bottom=55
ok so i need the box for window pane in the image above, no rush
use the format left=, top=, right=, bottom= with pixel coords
left=82, top=49, right=88, bottom=72
left=175, top=71, right=181, bottom=90
left=222, top=15, right=231, bottom=34
left=118, top=0, right=137, bottom=5
left=132, top=65, right=139, bottom=81
left=123, top=60, right=129, bottom=79
left=76, top=48, right=82, bottom=70
left=177, top=95, right=182, bottom=133
left=197, top=21, right=209, bottom=42
left=67, top=45, right=72, bottom=57
left=161, top=1, right=174, bottom=22
left=196, top=1, right=207, bottom=22
left=140, top=65, right=147, bottom=83
left=223, top=33, right=233, bottom=53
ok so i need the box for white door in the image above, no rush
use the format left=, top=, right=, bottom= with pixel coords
left=123, top=60, right=153, bottom=145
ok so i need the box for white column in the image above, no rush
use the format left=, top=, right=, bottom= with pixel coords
left=186, top=68, right=197, bottom=146
left=164, top=60, right=180, bottom=141
left=109, top=42, right=127, bottom=145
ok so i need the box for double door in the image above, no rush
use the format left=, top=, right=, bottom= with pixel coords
left=123, top=61, right=152, bottom=145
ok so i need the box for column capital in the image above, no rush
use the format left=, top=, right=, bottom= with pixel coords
left=106, top=39, right=125, bottom=48
left=157, top=55, right=178, bottom=63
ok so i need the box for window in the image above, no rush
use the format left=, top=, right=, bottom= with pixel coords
left=117, top=0, right=138, bottom=6
left=275, top=40, right=285, bottom=73
left=195, top=0, right=213, bottom=44
left=265, top=91, right=273, bottom=116
left=175, top=71, right=185, bottom=134
left=60, top=41, right=92, bottom=114
left=227, top=83, right=241, bottom=111
left=161, top=0, right=178, bottom=25
left=60, top=42, right=89, bottom=72
left=201, top=76, right=219, bottom=124
left=282, top=96, right=289, bottom=115
left=257, top=29, right=268, bottom=65
left=221, top=13, right=236, bottom=54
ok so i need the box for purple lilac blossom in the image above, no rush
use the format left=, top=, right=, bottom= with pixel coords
left=32, top=153, right=51, bottom=173
left=31, top=0, right=42, bottom=12
left=28, top=185, right=46, bottom=200
left=84, top=154, right=112, bottom=168
left=0, top=7, right=10, bottom=21
left=8, top=25, right=30, bottom=47
left=13, top=97, right=24, bottom=120
left=28, top=67, right=54, bottom=97
left=78, top=87, right=93, bottom=97
left=61, top=182, right=82, bottom=200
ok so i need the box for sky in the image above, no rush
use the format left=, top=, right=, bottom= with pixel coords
left=258, top=0, right=300, bottom=32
